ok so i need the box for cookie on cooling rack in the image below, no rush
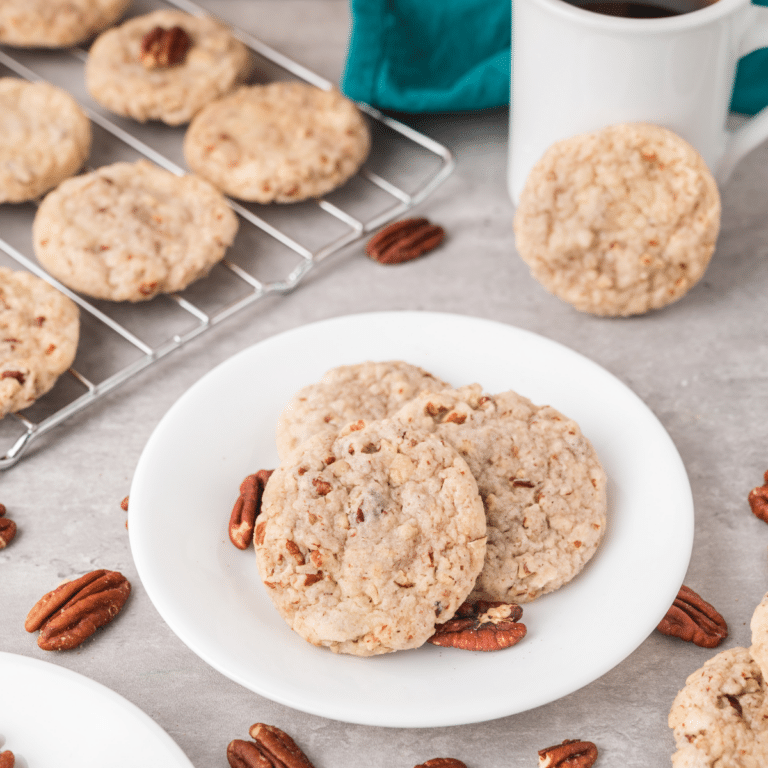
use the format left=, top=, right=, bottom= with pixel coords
left=0, top=0, right=130, bottom=48
left=32, top=160, right=238, bottom=302
left=85, top=9, right=251, bottom=126
left=183, top=81, right=371, bottom=203
left=276, top=360, right=451, bottom=461
left=0, top=78, right=92, bottom=204
left=513, top=122, right=721, bottom=317
left=255, top=417, right=487, bottom=656
left=0, top=267, right=79, bottom=419
left=393, top=385, right=607, bottom=603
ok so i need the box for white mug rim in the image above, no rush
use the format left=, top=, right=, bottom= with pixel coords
left=526, top=0, right=747, bottom=30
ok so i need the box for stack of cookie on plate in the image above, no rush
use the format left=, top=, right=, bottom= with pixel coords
left=253, top=361, right=607, bottom=656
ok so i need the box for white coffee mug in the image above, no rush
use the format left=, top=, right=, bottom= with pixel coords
left=508, top=0, right=768, bottom=204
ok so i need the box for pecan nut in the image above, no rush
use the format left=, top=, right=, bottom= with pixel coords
left=0, top=503, right=16, bottom=549
left=748, top=470, right=768, bottom=523
left=25, top=569, right=131, bottom=650
left=427, top=599, right=526, bottom=651
left=365, top=218, right=445, bottom=264
left=656, top=584, right=728, bottom=648
left=228, top=724, right=316, bottom=768
left=415, top=760, right=467, bottom=768
left=140, top=25, right=192, bottom=69
left=0, top=750, right=15, bottom=768
left=538, top=739, right=598, bottom=768
left=229, top=470, right=273, bottom=550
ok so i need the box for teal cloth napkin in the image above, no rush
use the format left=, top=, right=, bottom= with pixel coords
left=341, top=0, right=768, bottom=115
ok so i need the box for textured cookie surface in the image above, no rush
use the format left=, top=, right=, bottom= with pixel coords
left=0, top=78, right=92, bottom=204
left=32, top=160, right=238, bottom=302
left=86, top=9, right=251, bottom=125
left=669, top=646, right=768, bottom=767
left=184, top=81, right=371, bottom=202
left=750, top=592, right=768, bottom=682
left=0, top=0, right=130, bottom=47
left=276, top=361, right=450, bottom=461
left=0, top=268, right=79, bottom=418
left=513, top=122, right=721, bottom=316
left=393, top=385, right=607, bottom=603
left=255, top=418, right=487, bottom=656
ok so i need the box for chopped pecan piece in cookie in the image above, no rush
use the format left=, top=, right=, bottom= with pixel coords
left=140, top=25, right=192, bottom=69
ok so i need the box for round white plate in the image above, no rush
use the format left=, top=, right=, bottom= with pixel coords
left=129, top=311, right=693, bottom=728
left=0, top=652, right=194, bottom=767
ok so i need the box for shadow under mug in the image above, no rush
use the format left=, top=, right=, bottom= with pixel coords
left=508, top=0, right=768, bottom=203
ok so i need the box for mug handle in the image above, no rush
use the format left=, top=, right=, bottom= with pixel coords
left=718, top=6, right=768, bottom=182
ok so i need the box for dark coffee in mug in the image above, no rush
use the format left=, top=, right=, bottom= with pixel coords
left=567, top=0, right=716, bottom=16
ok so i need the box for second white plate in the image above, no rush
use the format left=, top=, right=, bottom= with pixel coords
left=128, top=311, right=693, bottom=728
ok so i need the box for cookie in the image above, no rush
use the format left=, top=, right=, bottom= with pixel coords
left=32, top=160, right=239, bottom=302
left=513, top=122, right=721, bottom=317
left=0, top=268, right=79, bottom=419
left=750, top=592, right=768, bottom=681
left=255, top=418, right=487, bottom=656
left=276, top=361, right=450, bottom=461
left=183, top=81, right=371, bottom=203
left=0, top=0, right=130, bottom=48
left=392, top=385, right=607, bottom=603
left=85, top=9, right=251, bottom=126
left=668, top=647, right=768, bottom=766
left=0, top=78, right=92, bottom=204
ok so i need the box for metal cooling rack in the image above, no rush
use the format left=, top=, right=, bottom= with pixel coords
left=0, top=0, right=454, bottom=469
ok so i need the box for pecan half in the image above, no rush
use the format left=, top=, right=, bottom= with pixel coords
left=140, top=25, right=192, bottom=69
left=229, top=470, right=273, bottom=550
left=25, top=569, right=130, bottom=650
left=0, top=750, right=14, bottom=768
left=0, top=503, right=16, bottom=549
left=415, top=760, right=467, bottom=768
left=226, top=724, right=316, bottom=768
left=538, top=739, right=598, bottom=768
left=365, top=218, right=445, bottom=264
left=656, top=584, right=728, bottom=648
left=749, top=470, right=768, bottom=523
left=427, top=599, right=526, bottom=651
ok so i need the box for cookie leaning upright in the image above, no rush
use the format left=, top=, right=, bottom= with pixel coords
left=276, top=361, right=451, bottom=461
left=0, top=78, right=91, bottom=204
left=513, top=123, right=721, bottom=317
left=255, top=418, right=487, bottom=656
left=0, top=268, right=79, bottom=419
left=32, top=160, right=238, bottom=302
left=0, top=0, right=130, bottom=48
left=184, top=81, right=371, bottom=203
left=86, top=9, right=251, bottom=126
left=393, top=385, right=607, bottom=603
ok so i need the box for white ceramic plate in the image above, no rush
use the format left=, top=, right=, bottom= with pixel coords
left=129, top=311, right=693, bottom=728
left=0, top=652, right=194, bottom=767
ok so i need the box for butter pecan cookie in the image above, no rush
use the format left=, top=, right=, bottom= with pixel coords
left=255, top=418, right=487, bottom=656
left=393, top=385, right=607, bottom=603
left=86, top=9, right=251, bottom=126
left=32, top=160, right=238, bottom=302
left=0, top=0, right=130, bottom=48
left=276, top=360, right=450, bottom=461
left=0, top=78, right=91, bottom=204
left=0, top=267, right=79, bottom=419
left=513, top=122, right=721, bottom=316
left=183, top=81, right=371, bottom=202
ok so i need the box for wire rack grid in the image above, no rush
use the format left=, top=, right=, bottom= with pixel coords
left=0, top=0, right=454, bottom=469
